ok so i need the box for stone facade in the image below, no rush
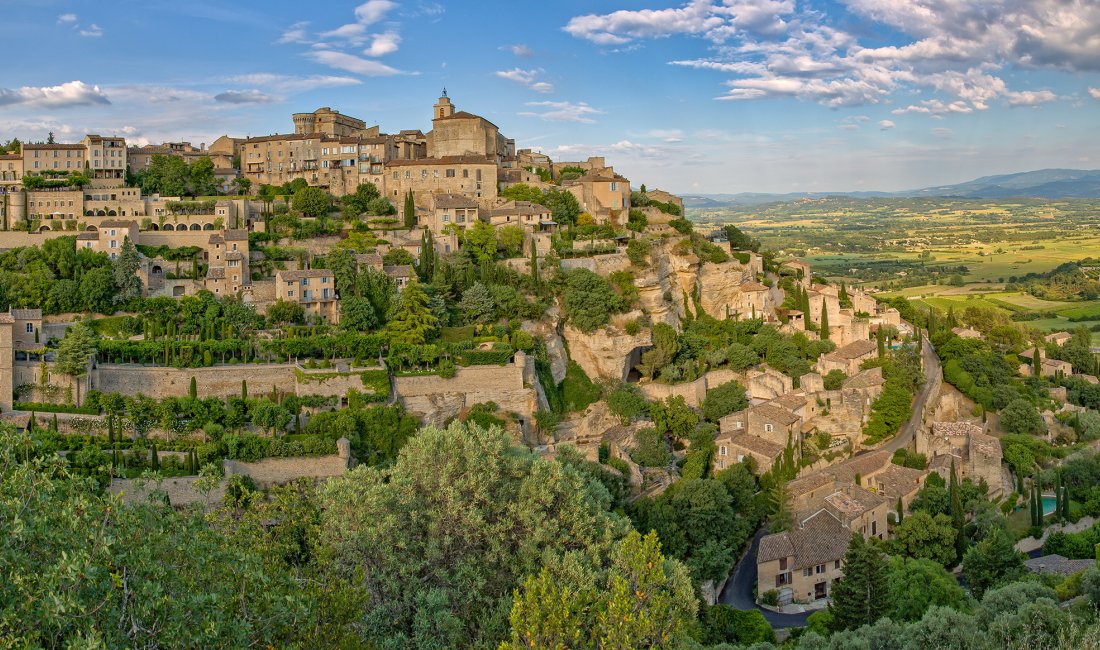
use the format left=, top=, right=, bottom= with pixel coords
left=393, top=355, right=536, bottom=427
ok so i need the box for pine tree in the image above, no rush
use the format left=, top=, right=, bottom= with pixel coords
left=820, top=302, right=830, bottom=341
left=386, top=279, right=439, bottom=345
left=403, top=190, right=416, bottom=228
left=189, top=376, right=198, bottom=400
left=828, top=534, right=893, bottom=631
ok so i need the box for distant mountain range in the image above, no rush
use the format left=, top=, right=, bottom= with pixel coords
left=683, top=168, right=1100, bottom=207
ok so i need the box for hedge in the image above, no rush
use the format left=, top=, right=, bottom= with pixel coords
left=15, top=401, right=99, bottom=415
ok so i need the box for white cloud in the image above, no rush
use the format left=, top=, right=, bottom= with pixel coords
left=58, top=13, right=77, bottom=23
left=354, top=0, right=396, bottom=26
left=519, top=100, right=604, bottom=123
left=1005, top=89, right=1057, bottom=106
left=0, top=81, right=110, bottom=108
left=364, top=31, right=401, bottom=57
left=878, top=119, right=895, bottom=130
left=214, top=90, right=276, bottom=104
left=79, top=24, right=103, bottom=37
left=496, top=68, right=554, bottom=94
left=278, top=21, right=311, bottom=44
left=226, top=73, right=361, bottom=93
left=564, top=2, right=727, bottom=45
left=321, top=23, right=367, bottom=42
left=1090, top=88, right=1100, bottom=100
left=510, top=44, right=533, bottom=57
left=306, top=50, right=403, bottom=76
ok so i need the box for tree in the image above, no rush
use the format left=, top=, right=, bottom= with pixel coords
left=54, top=323, right=96, bottom=406
left=886, top=557, right=970, bottom=622
left=458, top=282, right=495, bottom=324
left=418, top=229, right=436, bottom=281
left=189, top=157, right=218, bottom=196
left=189, top=376, right=198, bottom=400
left=315, top=420, right=641, bottom=647
left=462, top=220, right=498, bottom=263
left=699, top=605, right=776, bottom=646
left=495, top=225, right=525, bottom=258
left=504, top=530, right=697, bottom=649
left=266, top=300, right=305, bottom=325
left=251, top=400, right=290, bottom=435
left=339, top=296, right=379, bottom=332
left=232, top=176, right=252, bottom=196
left=891, top=511, right=957, bottom=566
left=829, top=534, right=892, bottom=631
left=403, top=190, right=416, bottom=228
left=722, top=225, right=759, bottom=251
left=112, top=237, right=143, bottom=304
left=823, top=369, right=848, bottom=390
left=542, top=188, right=581, bottom=226
left=291, top=187, right=330, bottom=218
left=961, top=527, right=1025, bottom=600
left=562, top=269, right=625, bottom=332
left=648, top=395, right=699, bottom=439
left=701, top=380, right=749, bottom=421
left=385, top=279, right=438, bottom=344
left=820, top=303, right=830, bottom=341
left=1000, top=398, right=1044, bottom=435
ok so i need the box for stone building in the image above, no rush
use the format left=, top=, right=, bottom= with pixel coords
left=757, top=510, right=851, bottom=605
left=203, top=230, right=250, bottom=295
left=817, top=339, right=877, bottom=376
left=486, top=200, right=553, bottom=231
left=421, top=193, right=479, bottom=239
left=426, top=91, right=512, bottom=163
left=919, top=421, right=1004, bottom=498
left=562, top=170, right=630, bottom=224
left=0, top=153, right=23, bottom=186
left=719, top=403, right=802, bottom=449
left=385, top=155, right=498, bottom=207
left=76, top=220, right=139, bottom=260
left=292, top=107, right=374, bottom=137
left=274, top=269, right=339, bottom=323
left=714, top=432, right=785, bottom=475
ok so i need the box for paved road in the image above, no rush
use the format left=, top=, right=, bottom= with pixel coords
left=881, top=335, right=940, bottom=455
left=719, top=529, right=813, bottom=627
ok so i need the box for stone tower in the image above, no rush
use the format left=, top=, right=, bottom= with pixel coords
left=433, top=89, right=455, bottom=120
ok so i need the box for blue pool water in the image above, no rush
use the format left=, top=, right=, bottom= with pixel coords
left=1042, top=496, right=1057, bottom=516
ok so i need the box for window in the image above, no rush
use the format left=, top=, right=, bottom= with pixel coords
left=719, top=445, right=727, bottom=456
left=463, top=169, right=469, bottom=178
left=871, top=521, right=877, bottom=536
left=610, top=182, right=618, bottom=191
left=446, top=169, right=455, bottom=178
left=764, top=423, right=774, bottom=433
left=803, top=568, right=812, bottom=577
left=287, top=291, right=293, bottom=297
left=779, top=558, right=788, bottom=570
left=834, top=560, right=841, bottom=570
left=301, top=278, right=309, bottom=286
left=816, top=564, right=826, bottom=574
left=734, top=420, right=744, bottom=429
left=25, top=323, right=33, bottom=333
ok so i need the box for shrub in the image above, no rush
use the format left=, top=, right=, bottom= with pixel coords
left=701, top=380, right=749, bottom=422
left=562, top=362, right=602, bottom=412
left=631, top=427, right=671, bottom=467
left=606, top=383, right=649, bottom=424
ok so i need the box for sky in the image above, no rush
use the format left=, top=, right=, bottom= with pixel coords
left=2, top=0, right=1099, bottom=194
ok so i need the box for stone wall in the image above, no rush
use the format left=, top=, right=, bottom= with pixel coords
left=223, top=446, right=350, bottom=489
left=137, top=230, right=216, bottom=248
left=637, top=368, right=739, bottom=407
left=295, top=366, right=387, bottom=400
left=92, top=363, right=298, bottom=399
left=393, top=358, right=536, bottom=427
left=560, top=252, right=631, bottom=276
left=0, top=230, right=76, bottom=249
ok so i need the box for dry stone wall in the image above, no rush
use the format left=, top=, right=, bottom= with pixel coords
left=93, top=363, right=297, bottom=399
left=394, top=360, right=536, bottom=427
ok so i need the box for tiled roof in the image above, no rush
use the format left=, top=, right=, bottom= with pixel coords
left=931, top=421, right=983, bottom=438
left=491, top=200, right=550, bottom=216
left=23, top=144, right=85, bottom=150
left=276, top=269, right=333, bottom=280
left=758, top=532, right=796, bottom=563
left=9, top=308, right=41, bottom=320
left=970, top=431, right=1002, bottom=457
left=829, top=450, right=891, bottom=484
left=740, top=281, right=769, bottom=292
left=826, top=339, right=877, bottom=361
left=788, top=471, right=835, bottom=496
left=431, top=193, right=479, bottom=209
left=386, top=155, right=494, bottom=167
left=224, top=229, right=248, bottom=241
left=770, top=392, right=808, bottom=412
left=727, top=433, right=785, bottom=460
left=751, top=403, right=801, bottom=426
left=97, top=219, right=138, bottom=228
left=872, top=464, right=924, bottom=498
left=844, top=367, right=886, bottom=390
left=789, top=511, right=854, bottom=569
left=208, top=234, right=225, bottom=244
left=205, top=267, right=225, bottom=279
left=433, top=110, right=498, bottom=128
left=1024, top=554, right=1096, bottom=576
left=383, top=264, right=414, bottom=278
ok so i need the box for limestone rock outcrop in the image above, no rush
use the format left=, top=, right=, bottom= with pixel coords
left=564, top=315, right=652, bottom=382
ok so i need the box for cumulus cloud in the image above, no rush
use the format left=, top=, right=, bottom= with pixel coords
left=306, top=50, right=403, bottom=76
left=567, top=0, right=1100, bottom=112
left=79, top=24, right=103, bottom=37
left=496, top=68, right=554, bottom=93
left=214, top=89, right=276, bottom=104
left=509, top=44, right=533, bottom=57
left=878, top=119, right=895, bottom=130
left=364, top=31, right=401, bottom=57
left=1090, top=88, right=1100, bottom=100
left=57, top=13, right=77, bottom=23
left=519, top=100, right=604, bottom=123
left=0, top=81, right=110, bottom=108
left=354, top=0, right=396, bottom=26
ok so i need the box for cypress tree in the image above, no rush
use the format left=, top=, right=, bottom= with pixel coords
left=949, top=460, right=966, bottom=564
left=51, top=413, right=58, bottom=432
left=242, top=380, right=248, bottom=400
left=1055, top=474, right=1063, bottom=521
left=189, top=376, right=197, bottom=400
left=820, top=302, right=830, bottom=341
left=1016, top=470, right=1024, bottom=496
left=1062, top=485, right=1071, bottom=520
left=828, top=535, right=893, bottom=631
left=530, top=245, right=540, bottom=289
left=108, top=415, right=115, bottom=444
left=150, top=444, right=160, bottom=471
left=1033, top=348, right=1042, bottom=376
left=896, top=496, right=904, bottom=525
left=403, top=190, right=416, bottom=228
left=876, top=327, right=885, bottom=359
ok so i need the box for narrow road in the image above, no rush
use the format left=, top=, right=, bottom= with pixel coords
left=881, top=334, right=940, bottom=455
left=719, top=529, right=813, bottom=627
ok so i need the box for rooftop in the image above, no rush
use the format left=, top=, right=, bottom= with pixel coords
left=727, top=433, right=785, bottom=460
left=870, top=464, right=924, bottom=498
left=276, top=269, right=334, bottom=280
left=770, top=392, right=808, bottom=412
left=844, top=366, right=886, bottom=390
left=431, top=193, right=479, bottom=209
left=751, top=403, right=801, bottom=426
left=740, top=281, right=769, bottom=292
left=386, top=155, right=494, bottom=167
left=10, top=308, right=42, bottom=320
left=970, top=431, right=1002, bottom=457
left=825, top=339, right=877, bottom=361
left=1024, top=554, right=1096, bottom=577
left=770, top=510, right=853, bottom=570
left=931, top=421, right=983, bottom=439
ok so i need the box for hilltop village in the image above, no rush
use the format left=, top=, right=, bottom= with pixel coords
left=4, top=93, right=1100, bottom=648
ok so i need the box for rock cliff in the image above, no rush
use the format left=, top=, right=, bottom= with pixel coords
left=563, top=313, right=652, bottom=382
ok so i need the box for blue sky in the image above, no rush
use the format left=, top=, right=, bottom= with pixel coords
left=2, top=0, right=1099, bottom=194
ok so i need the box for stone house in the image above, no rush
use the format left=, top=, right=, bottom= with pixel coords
left=952, top=327, right=983, bottom=340
left=383, top=265, right=414, bottom=291
left=919, top=421, right=1004, bottom=498
left=757, top=510, right=852, bottom=605
left=203, top=230, right=250, bottom=295
left=1041, top=358, right=1072, bottom=379
left=76, top=219, right=139, bottom=260
left=734, top=282, right=772, bottom=320
left=422, top=193, right=479, bottom=239
left=487, top=200, right=553, bottom=232
left=714, top=432, right=785, bottom=475
left=720, top=403, right=802, bottom=448
left=864, top=463, right=926, bottom=513
left=1045, top=331, right=1072, bottom=347
left=274, top=269, right=339, bottom=323
left=817, top=339, right=877, bottom=376
left=562, top=171, right=630, bottom=224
